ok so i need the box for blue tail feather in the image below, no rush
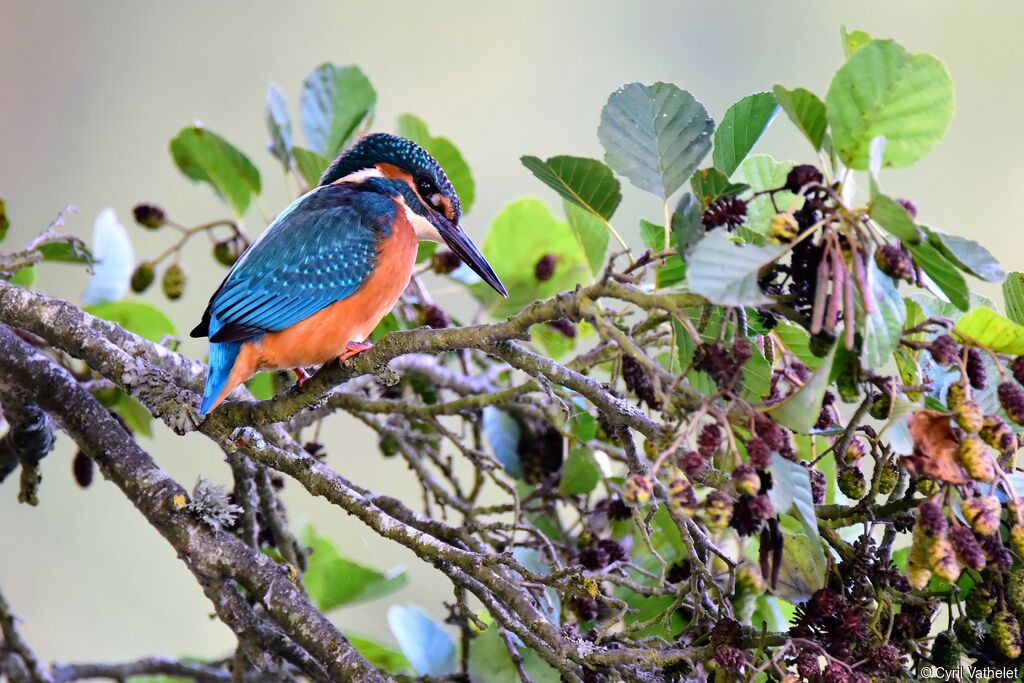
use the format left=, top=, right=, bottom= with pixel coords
left=200, top=314, right=243, bottom=415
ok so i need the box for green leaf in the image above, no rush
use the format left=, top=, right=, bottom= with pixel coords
left=685, top=228, right=781, bottom=307
left=245, top=372, right=275, bottom=400
left=767, top=344, right=837, bottom=434
left=731, top=155, right=797, bottom=236
left=1004, top=273, right=1024, bottom=326
left=712, top=92, right=779, bottom=177
left=170, top=126, right=261, bottom=216
left=300, top=63, right=376, bottom=157
left=115, top=392, right=152, bottom=438
left=689, top=167, right=748, bottom=209
left=370, top=311, right=402, bottom=343
left=740, top=344, right=773, bottom=402
left=398, top=114, right=476, bottom=214
left=292, top=147, right=330, bottom=187
left=773, top=526, right=827, bottom=604
left=348, top=635, right=410, bottom=674
left=772, top=85, right=827, bottom=150
left=906, top=240, right=969, bottom=310
left=38, top=240, right=92, bottom=263
left=841, top=27, right=873, bottom=57
left=84, top=301, right=176, bottom=342
left=563, top=201, right=609, bottom=277
left=483, top=406, right=522, bottom=479
left=303, top=527, right=408, bottom=611
left=929, top=231, right=1005, bottom=283
left=599, top=81, right=714, bottom=198
left=860, top=261, right=907, bottom=368
left=387, top=605, right=456, bottom=677
left=521, top=155, right=621, bottom=220
left=416, top=241, right=438, bottom=265
left=568, top=402, right=597, bottom=442
left=0, top=198, right=8, bottom=242
left=954, top=307, right=1024, bottom=355
left=868, top=194, right=920, bottom=243
left=826, top=39, right=954, bottom=170
left=672, top=192, right=704, bottom=258
left=773, top=322, right=823, bottom=370
left=559, top=447, right=599, bottom=496
left=768, top=453, right=819, bottom=544
left=9, top=266, right=35, bottom=288
left=472, top=199, right=589, bottom=317
left=468, top=621, right=559, bottom=683
left=265, top=83, right=293, bottom=168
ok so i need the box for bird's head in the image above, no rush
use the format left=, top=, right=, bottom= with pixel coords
left=320, top=133, right=507, bottom=297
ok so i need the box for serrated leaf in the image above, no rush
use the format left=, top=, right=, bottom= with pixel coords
left=170, top=126, right=261, bottom=216
left=84, top=301, right=176, bottom=342
left=672, top=192, right=704, bottom=258
left=767, top=344, right=836, bottom=434
left=559, top=447, right=599, bottom=496
left=82, top=208, right=134, bottom=305
left=868, top=194, right=920, bottom=243
left=292, top=147, right=330, bottom=187
left=685, top=228, right=781, bottom=306
left=599, top=82, right=714, bottom=199
left=712, top=92, right=779, bottom=177
left=387, top=606, right=456, bottom=677
left=302, top=527, right=407, bottom=611
left=265, top=83, right=293, bottom=168
left=906, top=240, right=969, bottom=310
left=772, top=86, right=826, bottom=150
left=521, top=155, right=621, bottom=220
left=732, top=155, right=797, bottom=236
left=398, top=114, right=475, bottom=214
left=300, top=63, right=376, bottom=157
left=772, top=322, right=824, bottom=370
left=860, top=260, right=907, bottom=368
left=826, top=39, right=954, bottom=169
left=483, top=406, right=522, bottom=479
left=954, top=307, right=1024, bottom=355
left=563, top=201, right=609, bottom=277
left=929, top=231, right=1005, bottom=283
left=1004, top=273, right=1024, bottom=326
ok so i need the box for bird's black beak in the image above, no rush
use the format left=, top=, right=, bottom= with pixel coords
left=432, top=215, right=508, bottom=297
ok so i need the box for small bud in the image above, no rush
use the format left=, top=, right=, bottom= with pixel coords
left=546, top=318, right=577, bottom=338
left=954, top=400, right=984, bottom=433
left=420, top=304, right=449, bottom=329
left=877, top=462, right=899, bottom=495
left=949, top=525, right=986, bottom=571
left=1008, top=569, right=1024, bottom=616
left=869, top=393, right=892, bottom=420
left=838, top=466, right=867, bottom=500
left=966, top=347, right=987, bottom=390
left=842, top=437, right=867, bottom=465
left=697, top=422, right=722, bottom=457
left=961, top=495, right=1001, bottom=536
left=702, top=491, right=733, bottom=533
left=957, top=436, right=995, bottom=482
left=745, top=438, right=771, bottom=470
left=622, top=473, right=652, bottom=505
left=132, top=203, right=166, bottom=229
left=784, top=164, right=823, bottom=194
left=946, top=382, right=966, bottom=411
left=534, top=253, right=557, bottom=281
left=966, top=583, right=997, bottom=620
left=916, top=477, right=940, bottom=497
left=379, top=433, right=400, bottom=457
left=1012, top=356, right=1024, bottom=386
left=874, top=243, right=914, bottom=282
left=929, top=335, right=960, bottom=366
left=678, top=450, right=706, bottom=479
left=130, top=262, right=156, bottom=293
left=769, top=212, right=799, bottom=241
left=928, top=534, right=961, bottom=582
left=999, top=381, right=1024, bottom=425
left=213, top=240, right=239, bottom=266
left=702, top=195, right=747, bottom=230
left=732, top=464, right=760, bottom=496
left=981, top=415, right=1018, bottom=455
left=713, top=647, right=747, bottom=673
left=930, top=631, right=961, bottom=670
left=161, top=264, right=186, bottom=301
left=431, top=249, right=462, bottom=275
left=667, top=477, right=697, bottom=516
left=992, top=611, right=1022, bottom=659
left=72, top=450, right=94, bottom=488
left=895, top=197, right=918, bottom=219
left=1011, top=525, right=1024, bottom=558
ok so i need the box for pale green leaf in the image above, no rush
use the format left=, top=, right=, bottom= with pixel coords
left=906, top=240, right=969, bottom=310
left=265, top=83, right=293, bottom=169
left=929, top=231, right=1005, bottom=283
left=954, top=307, right=1024, bottom=355
left=772, top=85, right=826, bottom=150
left=685, top=228, right=781, bottom=307
left=483, top=406, right=522, bottom=479
left=303, top=527, right=408, bottom=611
left=868, top=194, right=920, bottom=243
left=563, top=201, right=609, bottom=277
left=860, top=261, right=907, bottom=368
left=732, top=155, right=798, bottom=236
left=292, top=147, right=330, bottom=187
left=84, top=301, right=176, bottom=342
left=170, top=126, right=261, bottom=216
left=348, top=635, right=410, bottom=674
left=672, top=192, right=704, bottom=257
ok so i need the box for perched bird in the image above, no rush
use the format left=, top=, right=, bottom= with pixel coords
left=191, top=133, right=507, bottom=415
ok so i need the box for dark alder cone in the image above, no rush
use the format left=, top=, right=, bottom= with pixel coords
left=546, top=318, right=577, bottom=338
left=597, top=538, right=626, bottom=564
left=702, top=195, right=747, bottom=230
left=868, top=644, right=902, bottom=673
left=808, top=468, right=826, bottom=504
left=998, top=381, right=1024, bottom=425
left=303, top=441, right=326, bottom=460
left=874, top=242, right=915, bottom=282
left=420, top=304, right=449, bottom=329
left=949, top=525, right=986, bottom=571
left=979, top=533, right=1012, bottom=570
left=518, top=422, right=563, bottom=484
left=534, top=253, right=557, bottom=281
left=130, top=262, right=155, bottom=293
left=929, top=334, right=961, bottom=366
left=709, top=618, right=742, bottom=647
left=693, top=342, right=740, bottom=390
left=431, top=248, right=462, bottom=274
left=753, top=414, right=792, bottom=456
left=713, top=647, right=746, bottom=672
left=731, top=494, right=772, bottom=536
left=570, top=597, right=599, bottom=621
left=965, top=347, right=987, bottom=390
left=731, top=337, right=752, bottom=365
left=161, top=264, right=186, bottom=300
left=697, top=423, right=721, bottom=457
left=1012, top=356, right=1024, bottom=386
left=132, top=203, right=166, bottom=229
left=895, top=197, right=918, bottom=219
left=784, top=164, right=823, bottom=194
left=579, top=543, right=610, bottom=570
left=822, top=664, right=851, bottom=683
left=678, top=450, right=706, bottom=479
left=666, top=560, right=691, bottom=584
left=72, top=450, right=94, bottom=488
left=794, top=651, right=820, bottom=679
left=213, top=240, right=239, bottom=266
left=621, top=354, right=660, bottom=409
left=746, top=438, right=771, bottom=470
left=607, top=497, right=632, bottom=521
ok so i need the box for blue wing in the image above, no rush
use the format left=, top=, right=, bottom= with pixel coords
left=191, top=183, right=396, bottom=343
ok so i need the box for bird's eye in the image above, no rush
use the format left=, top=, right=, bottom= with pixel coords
left=416, top=176, right=436, bottom=195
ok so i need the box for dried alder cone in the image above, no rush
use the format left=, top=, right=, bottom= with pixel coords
left=5, top=30, right=1024, bottom=683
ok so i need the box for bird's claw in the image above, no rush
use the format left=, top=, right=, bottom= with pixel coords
left=339, top=341, right=373, bottom=364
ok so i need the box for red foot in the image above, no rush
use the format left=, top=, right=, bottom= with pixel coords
left=339, top=341, right=373, bottom=364
left=292, top=367, right=311, bottom=388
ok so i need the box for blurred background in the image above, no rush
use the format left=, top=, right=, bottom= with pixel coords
left=2, top=0, right=1022, bottom=668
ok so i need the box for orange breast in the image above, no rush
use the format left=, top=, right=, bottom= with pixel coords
left=253, top=214, right=418, bottom=370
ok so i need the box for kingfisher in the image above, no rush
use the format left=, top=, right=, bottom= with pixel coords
left=191, top=133, right=507, bottom=415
